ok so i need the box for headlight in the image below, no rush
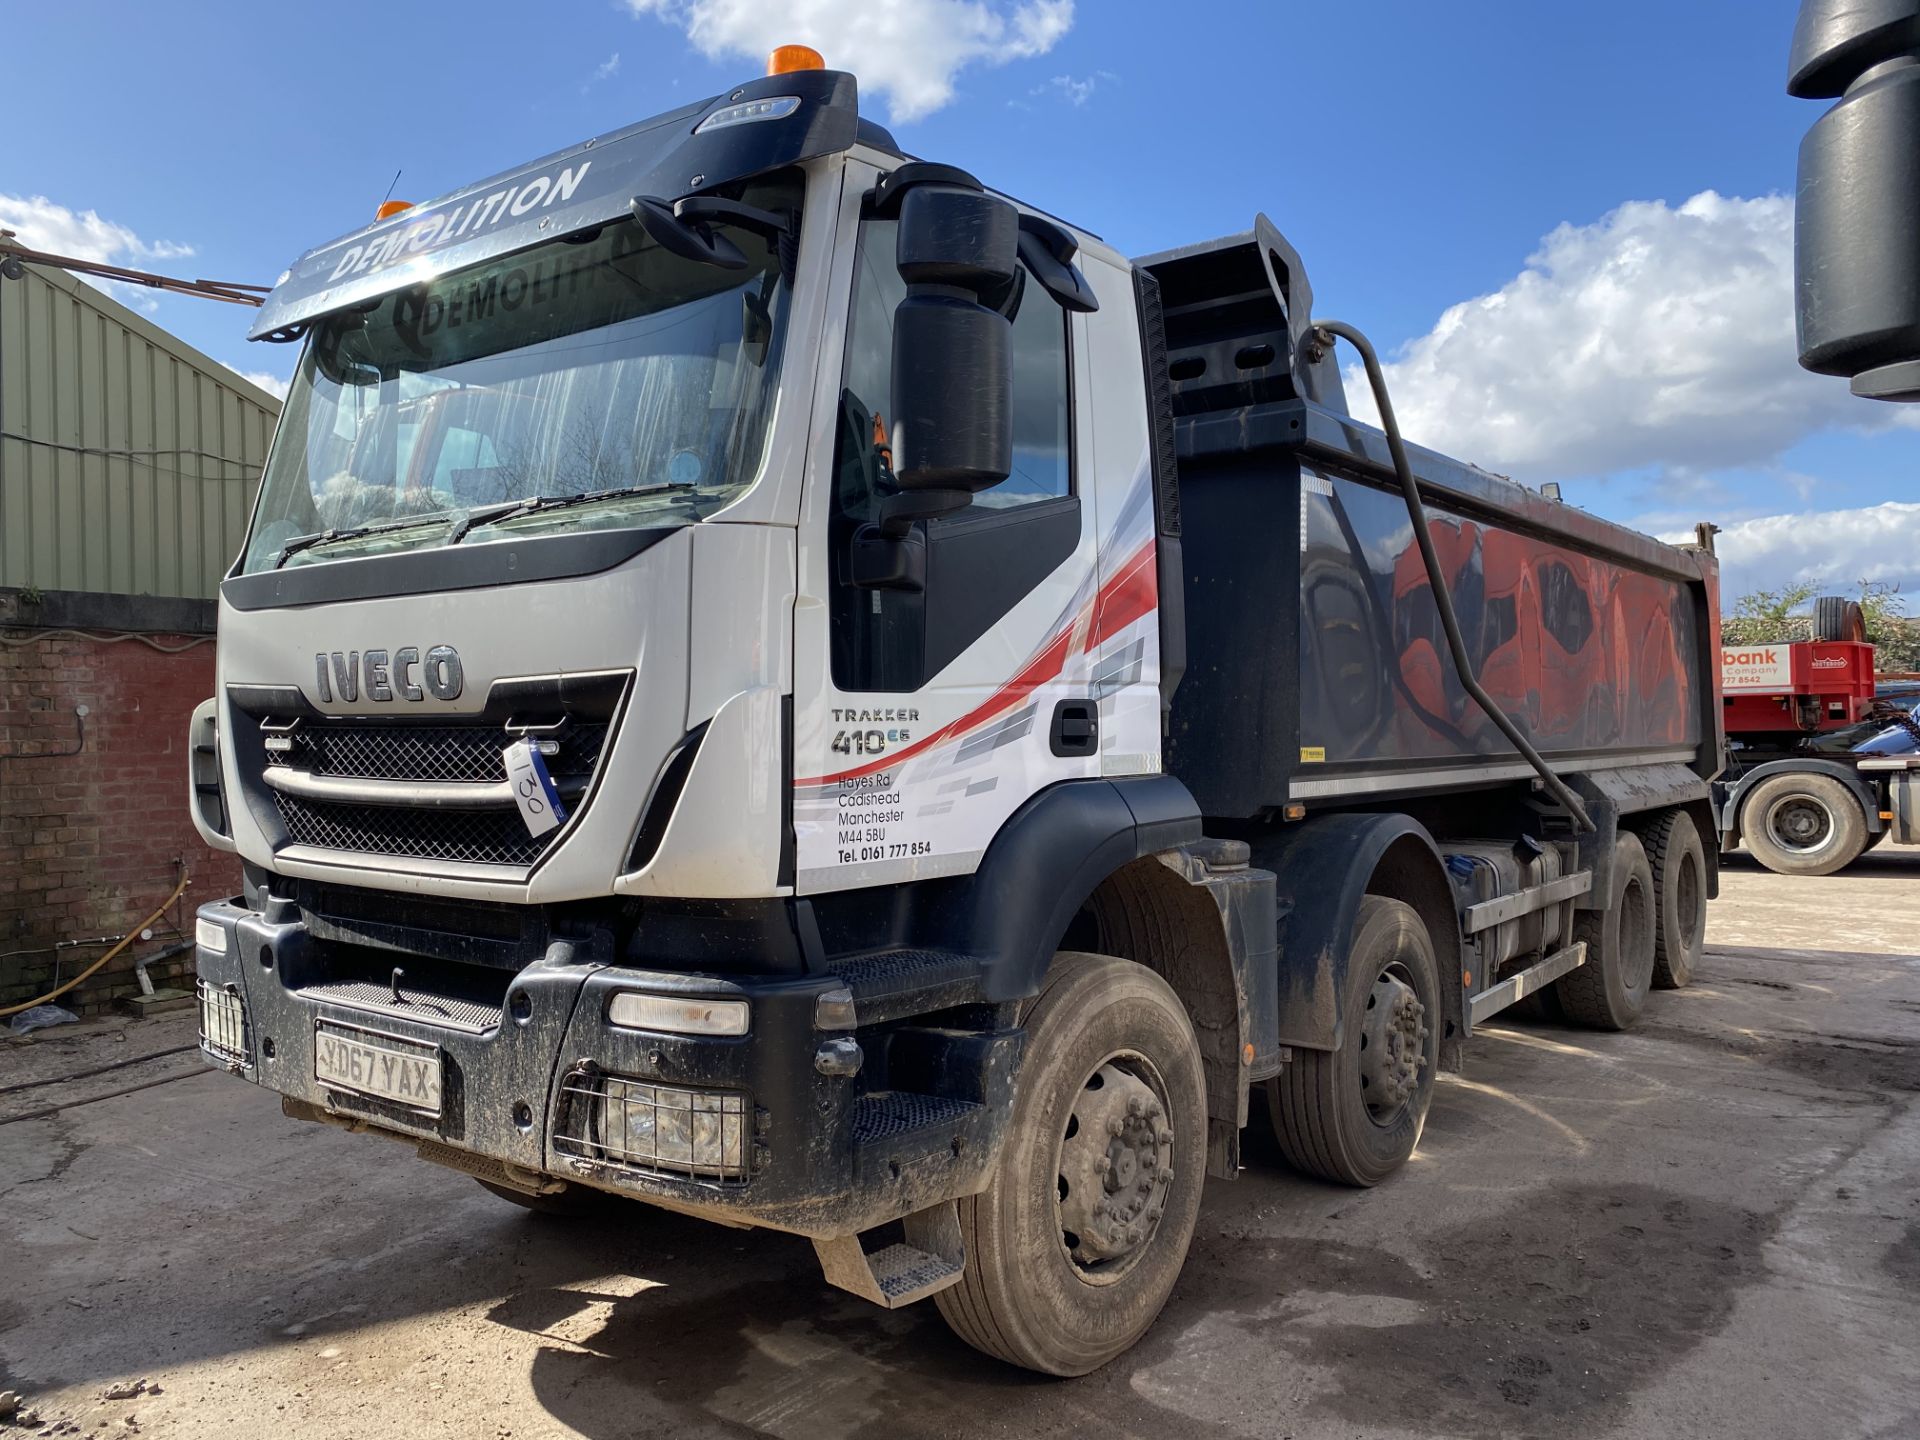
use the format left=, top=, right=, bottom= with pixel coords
left=555, top=1070, right=751, bottom=1181
left=196, top=916, right=228, bottom=953
left=607, top=991, right=749, bottom=1037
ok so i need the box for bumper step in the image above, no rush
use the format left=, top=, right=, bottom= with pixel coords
left=827, top=948, right=986, bottom=1025
left=851, top=1091, right=980, bottom=1145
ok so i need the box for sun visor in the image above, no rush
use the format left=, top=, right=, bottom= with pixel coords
left=250, top=70, right=858, bottom=341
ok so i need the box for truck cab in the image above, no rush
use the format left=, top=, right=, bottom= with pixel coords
left=190, top=53, right=1723, bottom=1375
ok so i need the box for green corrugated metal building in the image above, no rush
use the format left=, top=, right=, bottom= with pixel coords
left=0, top=261, right=280, bottom=600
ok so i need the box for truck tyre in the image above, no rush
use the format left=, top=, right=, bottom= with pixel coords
left=934, top=952, right=1206, bottom=1376
left=1638, top=810, right=1706, bottom=989
left=1741, top=772, right=1868, bottom=876
left=1267, top=897, right=1439, bottom=1188
left=1556, top=833, right=1656, bottom=1030
left=1812, top=595, right=1865, bottom=643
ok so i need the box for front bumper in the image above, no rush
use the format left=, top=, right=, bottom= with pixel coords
left=193, top=899, right=1015, bottom=1237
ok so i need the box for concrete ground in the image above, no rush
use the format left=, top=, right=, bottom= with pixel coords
left=3, top=852, right=1917, bottom=1440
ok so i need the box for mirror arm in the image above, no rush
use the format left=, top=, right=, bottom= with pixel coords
left=629, top=196, right=749, bottom=270
left=674, top=196, right=793, bottom=243
left=1016, top=214, right=1098, bottom=314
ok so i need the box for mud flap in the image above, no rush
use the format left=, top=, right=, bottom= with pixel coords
left=814, top=1200, right=966, bottom=1309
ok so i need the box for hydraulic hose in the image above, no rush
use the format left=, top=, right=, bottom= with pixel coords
left=0, top=870, right=193, bottom=1019
left=1311, top=320, right=1595, bottom=833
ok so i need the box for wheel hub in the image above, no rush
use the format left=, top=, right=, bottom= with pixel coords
left=1360, top=973, right=1427, bottom=1119
left=1773, top=798, right=1831, bottom=851
left=1057, top=1062, right=1172, bottom=1266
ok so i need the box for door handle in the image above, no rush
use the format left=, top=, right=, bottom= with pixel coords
left=1050, top=699, right=1099, bottom=758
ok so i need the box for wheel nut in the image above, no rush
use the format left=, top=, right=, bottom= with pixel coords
left=1127, top=1095, right=1146, bottom=1118
left=1096, top=1155, right=1112, bottom=1174
left=1108, top=1116, right=1124, bottom=1137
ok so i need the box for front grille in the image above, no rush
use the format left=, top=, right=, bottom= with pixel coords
left=555, top=1069, right=749, bottom=1184
left=283, top=722, right=609, bottom=784
left=198, top=980, right=250, bottom=1066
left=274, top=794, right=552, bottom=866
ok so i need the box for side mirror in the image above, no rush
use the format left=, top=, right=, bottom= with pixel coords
left=1788, top=0, right=1920, bottom=402
left=885, top=184, right=1018, bottom=529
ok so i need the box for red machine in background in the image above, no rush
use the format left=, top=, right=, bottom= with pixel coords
left=1713, top=597, right=1920, bottom=875
left=1722, top=638, right=1876, bottom=739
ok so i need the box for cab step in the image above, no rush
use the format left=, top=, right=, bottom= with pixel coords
left=827, top=947, right=986, bottom=1025
left=813, top=1200, right=965, bottom=1309
left=851, top=1090, right=981, bottom=1146
left=850, top=1089, right=1002, bottom=1198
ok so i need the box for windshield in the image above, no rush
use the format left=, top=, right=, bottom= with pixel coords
left=238, top=171, right=802, bottom=574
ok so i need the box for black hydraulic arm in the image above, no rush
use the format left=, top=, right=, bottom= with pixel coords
left=1310, top=320, right=1596, bottom=833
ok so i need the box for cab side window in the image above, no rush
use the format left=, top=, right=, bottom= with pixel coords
left=829, top=213, right=1077, bottom=692
left=837, top=217, right=1071, bottom=515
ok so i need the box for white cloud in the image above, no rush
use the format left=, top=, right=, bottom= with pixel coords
left=0, top=193, right=194, bottom=311
left=584, top=52, right=621, bottom=90
left=226, top=368, right=290, bottom=402
left=625, top=0, right=1073, bottom=121
left=1037, top=69, right=1112, bottom=106
left=1346, top=191, right=1915, bottom=482
left=1663, top=501, right=1920, bottom=601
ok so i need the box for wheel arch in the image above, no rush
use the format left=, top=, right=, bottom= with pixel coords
left=953, top=775, right=1203, bottom=1004
left=1075, top=847, right=1277, bottom=1178
left=1251, top=813, right=1464, bottom=1070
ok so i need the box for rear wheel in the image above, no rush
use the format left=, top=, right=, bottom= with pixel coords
left=1639, top=809, right=1706, bottom=989
left=1268, top=897, right=1439, bottom=1187
left=934, top=952, right=1207, bottom=1376
left=1556, top=833, right=1655, bottom=1030
left=1742, top=772, right=1867, bottom=876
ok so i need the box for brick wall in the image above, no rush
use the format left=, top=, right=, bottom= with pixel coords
left=2, top=621, right=241, bottom=1018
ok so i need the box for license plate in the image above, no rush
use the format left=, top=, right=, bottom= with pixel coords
left=315, top=1029, right=442, bottom=1114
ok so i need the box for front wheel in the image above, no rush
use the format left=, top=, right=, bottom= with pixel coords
left=1742, top=772, right=1867, bottom=877
left=1268, top=897, right=1440, bottom=1187
left=933, top=952, right=1207, bottom=1376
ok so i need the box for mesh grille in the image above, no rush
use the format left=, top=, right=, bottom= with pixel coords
left=295, top=978, right=504, bottom=1032
left=279, top=722, right=608, bottom=783
left=259, top=716, right=612, bottom=868
left=275, top=792, right=551, bottom=866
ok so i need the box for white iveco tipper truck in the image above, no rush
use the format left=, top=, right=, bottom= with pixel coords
left=190, top=47, right=1725, bottom=1374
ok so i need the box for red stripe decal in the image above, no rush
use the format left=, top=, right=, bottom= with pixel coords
left=796, top=539, right=1159, bottom=788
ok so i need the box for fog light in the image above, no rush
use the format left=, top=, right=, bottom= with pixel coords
left=608, top=991, right=749, bottom=1037
left=592, top=1077, right=746, bottom=1179
left=196, top=916, right=228, bottom=953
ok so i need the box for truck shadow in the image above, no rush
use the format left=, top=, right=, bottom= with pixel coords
left=502, top=1163, right=1773, bottom=1440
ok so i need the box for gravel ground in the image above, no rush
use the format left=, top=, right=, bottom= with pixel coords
left=2, top=850, right=1916, bottom=1439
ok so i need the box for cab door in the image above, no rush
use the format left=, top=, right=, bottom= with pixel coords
left=791, top=169, right=1104, bottom=894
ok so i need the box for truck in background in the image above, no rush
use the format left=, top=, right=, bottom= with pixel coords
left=1715, top=598, right=1920, bottom=874
left=187, top=47, right=1724, bottom=1374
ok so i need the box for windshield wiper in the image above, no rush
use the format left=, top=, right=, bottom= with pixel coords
left=447, top=484, right=697, bottom=543
left=273, top=513, right=454, bottom=569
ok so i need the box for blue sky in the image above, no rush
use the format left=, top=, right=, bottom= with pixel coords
left=4, top=0, right=1915, bottom=602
